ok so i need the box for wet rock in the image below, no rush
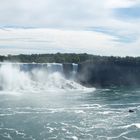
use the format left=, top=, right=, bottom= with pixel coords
left=129, top=109, right=134, bottom=113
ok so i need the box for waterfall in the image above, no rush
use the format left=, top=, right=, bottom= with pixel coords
left=0, top=63, right=94, bottom=93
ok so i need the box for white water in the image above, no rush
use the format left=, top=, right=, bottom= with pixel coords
left=0, top=64, right=140, bottom=140
left=0, top=63, right=95, bottom=93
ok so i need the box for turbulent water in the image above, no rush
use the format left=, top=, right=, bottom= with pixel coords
left=0, top=63, right=140, bottom=140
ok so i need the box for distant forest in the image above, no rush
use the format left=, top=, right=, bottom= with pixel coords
left=0, top=53, right=140, bottom=66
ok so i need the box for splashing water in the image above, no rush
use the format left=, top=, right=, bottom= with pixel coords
left=0, top=63, right=95, bottom=93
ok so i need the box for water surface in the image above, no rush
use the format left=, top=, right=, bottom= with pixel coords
left=0, top=63, right=140, bottom=140
left=0, top=87, right=140, bottom=140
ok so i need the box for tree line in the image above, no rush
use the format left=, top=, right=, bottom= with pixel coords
left=0, top=53, right=140, bottom=66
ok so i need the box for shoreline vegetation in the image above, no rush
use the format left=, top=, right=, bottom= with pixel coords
left=0, top=53, right=140, bottom=65
left=1, top=53, right=140, bottom=87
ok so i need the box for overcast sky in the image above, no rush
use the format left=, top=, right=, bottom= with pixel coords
left=0, top=0, right=140, bottom=56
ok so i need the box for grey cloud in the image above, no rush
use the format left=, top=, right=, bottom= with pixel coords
left=0, top=0, right=107, bottom=28
left=0, top=0, right=139, bottom=56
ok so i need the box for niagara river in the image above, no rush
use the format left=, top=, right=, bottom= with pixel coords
left=0, top=63, right=140, bottom=140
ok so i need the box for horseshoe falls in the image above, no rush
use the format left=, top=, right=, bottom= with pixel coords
left=0, top=63, right=140, bottom=140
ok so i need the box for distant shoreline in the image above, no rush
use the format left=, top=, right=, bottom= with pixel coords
left=0, top=53, right=140, bottom=64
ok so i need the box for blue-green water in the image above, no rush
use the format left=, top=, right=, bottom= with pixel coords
left=0, top=88, right=140, bottom=140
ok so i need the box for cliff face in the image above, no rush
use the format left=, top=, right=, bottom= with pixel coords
left=77, top=61, right=140, bottom=87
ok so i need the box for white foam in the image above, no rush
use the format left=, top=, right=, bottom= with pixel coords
left=72, top=136, right=78, bottom=140
left=134, top=123, right=140, bottom=128
left=0, top=63, right=95, bottom=93
left=75, top=110, right=85, bottom=114
left=99, top=111, right=113, bottom=115
left=0, top=91, right=22, bottom=96
left=121, top=123, right=140, bottom=129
